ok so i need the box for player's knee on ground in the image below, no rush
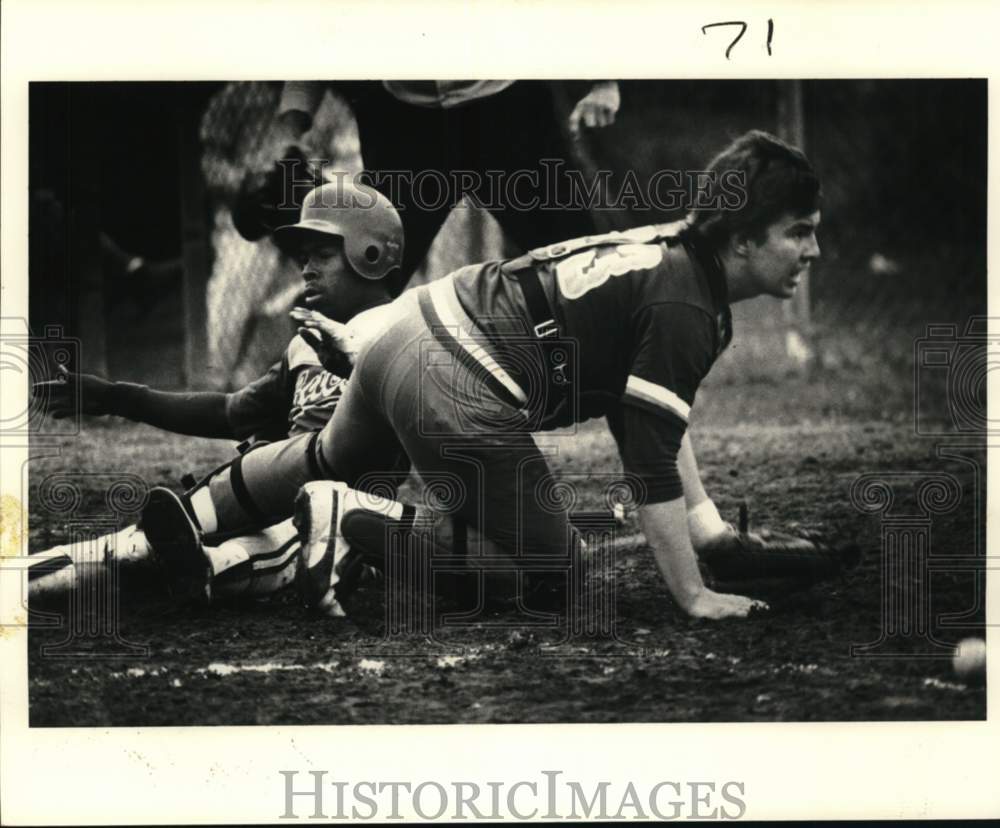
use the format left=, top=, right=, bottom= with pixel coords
left=440, top=515, right=589, bottom=613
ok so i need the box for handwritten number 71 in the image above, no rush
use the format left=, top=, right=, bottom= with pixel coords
left=701, top=19, right=774, bottom=59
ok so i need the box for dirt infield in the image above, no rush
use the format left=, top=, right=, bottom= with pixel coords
left=25, top=369, right=986, bottom=725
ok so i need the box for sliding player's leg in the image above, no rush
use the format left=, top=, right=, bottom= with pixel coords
left=28, top=523, right=151, bottom=600
left=26, top=514, right=299, bottom=604
left=172, top=294, right=425, bottom=544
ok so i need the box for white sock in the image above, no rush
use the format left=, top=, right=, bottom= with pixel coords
left=29, top=525, right=152, bottom=599
left=206, top=521, right=300, bottom=598
left=204, top=541, right=248, bottom=578
left=688, top=499, right=728, bottom=548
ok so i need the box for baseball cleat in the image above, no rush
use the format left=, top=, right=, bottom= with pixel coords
left=292, top=481, right=362, bottom=618
left=141, top=486, right=212, bottom=604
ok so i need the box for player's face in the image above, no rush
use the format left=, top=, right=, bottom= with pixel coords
left=295, top=235, right=359, bottom=322
left=745, top=211, right=821, bottom=299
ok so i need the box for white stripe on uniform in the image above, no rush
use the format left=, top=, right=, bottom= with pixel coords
left=624, top=375, right=691, bottom=422
left=428, top=277, right=529, bottom=405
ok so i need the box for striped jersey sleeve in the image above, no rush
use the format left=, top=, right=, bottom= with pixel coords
left=616, top=302, right=718, bottom=503
left=622, top=302, right=716, bottom=428
left=623, top=375, right=691, bottom=424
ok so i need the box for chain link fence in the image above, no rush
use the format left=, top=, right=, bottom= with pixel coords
left=198, top=82, right=358, bottom=388
left=196, top=82, right=509, bottom=389
left=801, top=80, right=986, bottom=379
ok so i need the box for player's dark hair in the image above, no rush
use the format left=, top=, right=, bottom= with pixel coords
left=687, top=130, right=821, bottom=248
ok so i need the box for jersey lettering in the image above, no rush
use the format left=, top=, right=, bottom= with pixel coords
left=555, top=243, right=664, bottom=300
left=289, top=366, right=345, bottom=429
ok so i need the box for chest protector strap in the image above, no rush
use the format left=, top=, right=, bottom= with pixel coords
left=527, top=220, right=689, bottom=266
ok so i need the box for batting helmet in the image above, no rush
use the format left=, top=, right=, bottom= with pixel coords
left=273, top=181, right=404, bottom=281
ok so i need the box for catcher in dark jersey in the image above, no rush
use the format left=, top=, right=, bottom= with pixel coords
left=141, top=129, right=822, bottom=622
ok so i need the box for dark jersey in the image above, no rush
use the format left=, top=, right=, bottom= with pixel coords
left=225, top=335, right=347, bottom=441
left=450, top=223, right=732, bottom=502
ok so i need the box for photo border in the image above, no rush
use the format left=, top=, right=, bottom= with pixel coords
left=1, top=0, right=997, bottom=822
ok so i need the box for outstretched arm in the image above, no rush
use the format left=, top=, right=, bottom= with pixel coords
left=611, top=302, right=767, bottom=617
left=37, top=365, right=235, bottom=439
left=608, top=409, right=765, bottom=620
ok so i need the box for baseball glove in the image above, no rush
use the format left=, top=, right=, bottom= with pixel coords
left=700, top=504, right=862, bottom=581
left=231, top=144, right=323, bottom=242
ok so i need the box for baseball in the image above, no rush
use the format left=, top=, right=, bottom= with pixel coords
left=952, top=637, right=986, bottom=683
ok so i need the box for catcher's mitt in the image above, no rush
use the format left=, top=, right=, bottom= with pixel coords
left=700, top=503, right=862, bottom=582
left=231, top=144, right=323, bottom=242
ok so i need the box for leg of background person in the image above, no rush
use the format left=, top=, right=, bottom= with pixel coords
left=348, top=84, right=461, bottom=285
left=464, top=81, right=603, bottom=251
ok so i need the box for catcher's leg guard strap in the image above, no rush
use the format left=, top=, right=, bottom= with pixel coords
left=307, top=431, right=336, bottom=480
left=227, top=454, right=268, bottom=526
left=206, top=432, right=319, bottom=534
left=182, top=449, right=271, bottom=536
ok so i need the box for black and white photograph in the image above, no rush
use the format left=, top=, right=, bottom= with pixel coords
left=1, top=1, right=997, bottom=823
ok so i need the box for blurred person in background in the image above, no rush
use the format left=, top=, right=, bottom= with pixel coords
left=270, top=80, right=621, bottom=287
